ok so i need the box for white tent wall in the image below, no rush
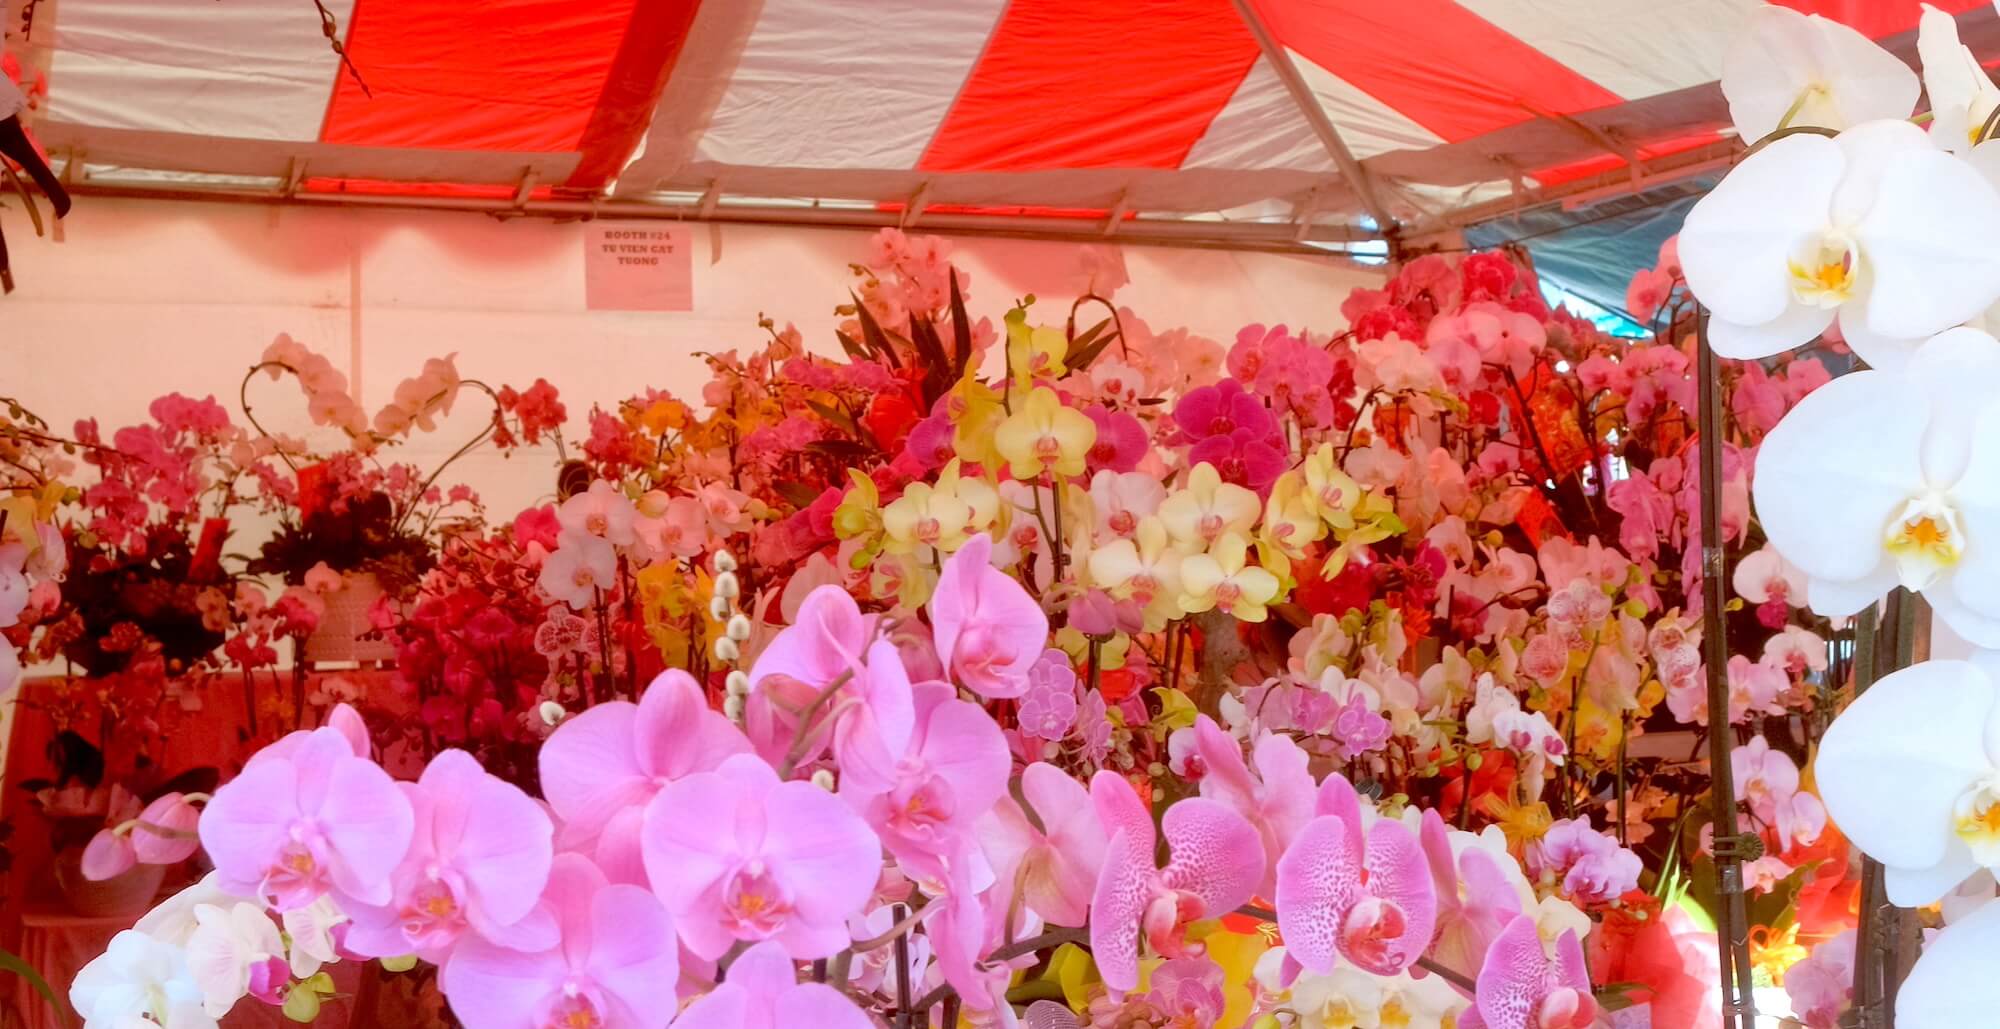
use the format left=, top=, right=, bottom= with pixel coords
left=0, top=197, right=1384, bottom=520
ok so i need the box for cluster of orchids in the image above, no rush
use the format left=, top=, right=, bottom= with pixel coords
left=1683, top=3, right=2000, bottom=1025
left=70, top=537, right=1611, bottom=1029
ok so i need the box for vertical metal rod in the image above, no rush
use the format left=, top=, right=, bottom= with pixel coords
left=1695, top=312, right=1758, bottom=1027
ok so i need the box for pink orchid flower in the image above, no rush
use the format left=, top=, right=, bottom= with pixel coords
left=744, top=586, right=876, bottom=761
left=1275, top=774, right=1436, bottom=976
left=198, top=725, right=413, bottom=912
left=1188, top=715, right=1315, bottom=898
left=668, top=939, right=873, bottom=1029
left=1088, top=770, right=1264, bottom=992
left=826, top=640, right=919, bottom=796
left=443, top=853, right=678, bottom=1029
left=842, top=682, right=1008, bottom=880
left=131, top=792, right=202, bottom=865
left=1459, top=915, right=1596, bottom=1029
left=929, top=533, right=1049, bottom=699
left=81, top=828, right=137, bottom=880
left=539, top=670, right=751, bottom=883
left=1418, top=810, right=1526, bottom=980
left=642, top=753, right=881, bottom=962
left=344, top=749, right=557, bottom=963
left=979, top=761, right=1108, bottom=928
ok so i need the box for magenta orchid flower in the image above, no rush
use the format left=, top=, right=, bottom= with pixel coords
left=842, top=682, right=1007, bottom=879
left=1458, top=914, right=1596, bottom=1029
left=198, top=725, right=413, bottom=912
left=1188, top=715, right=1314, bottom=897
left=979, top=761, right=1108, bottom=928
left=668, top=939, right=873, bottom=1029
left=642, top=753, right=881, bottom=961
left=1088, top=770, right=1264, bottom=992
left=443, top=853, right=678, bottom=1029
left=1275, top=774, right=1436, bottom=976
left=344, top=749, right=556, bottom=963
left=929, top=533, right=1049, bottom=699
left=539, top=669, right=751, bottom=883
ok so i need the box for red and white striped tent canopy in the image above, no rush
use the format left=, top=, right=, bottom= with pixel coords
left=4, top=0, right=1994, bottom=249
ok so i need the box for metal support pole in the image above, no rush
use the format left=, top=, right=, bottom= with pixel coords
left=1695, top=312, right=1759, bottom=1028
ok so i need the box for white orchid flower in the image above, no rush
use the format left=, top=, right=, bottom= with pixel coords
left=1680, top=119, right=2000, bottom=367
left=1918, top=4, right=2000, bottom=155
left=184, top=902, right=284, bottom=1017
left=1752, top=328, right=2000, bottom=644
left=1721, top=5, right=1920, bottom=141
left=71, top=930, right=216, bottom=1029
left=1816, top=657, right=2000, bottom=907
left=1896, top=890, right=2000, bottom=1027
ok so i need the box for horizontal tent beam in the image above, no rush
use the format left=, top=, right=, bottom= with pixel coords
left=57, top=177, right=1386, bottom=254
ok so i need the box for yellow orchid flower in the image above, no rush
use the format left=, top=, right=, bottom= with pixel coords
left=1158, top=463, right=1260, bottom=551
left=1259, top=471, right=1326, bottom=561
left=1086, top=516, right=1184, bottom=631
left=1006, top=308, right=1068, bottom=386
left=1300, top=443, right=1363, bottom=530
left=993, top=387, right=1095, bottom=482
left=880, top=459, right=995, bottom=555
left=948, top=373, right=1008, bottom=469
left=832, top=470, right=885, bottom=567
left=1178, top=533, right=1281, bottom=623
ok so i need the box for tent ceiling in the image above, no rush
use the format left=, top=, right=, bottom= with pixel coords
left=3, top=0, right=1995, bottom=248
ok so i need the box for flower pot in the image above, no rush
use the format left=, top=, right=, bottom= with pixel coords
left=304, top=572, right=399, bottom=665
left=52, top=848, right=165, bottom=918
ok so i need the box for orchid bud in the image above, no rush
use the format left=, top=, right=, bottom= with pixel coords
left=726, top=670, right=751, bottom=697
left=714, top=637, right=740, bottom=663
left=714, top=572, right=741, bottom=600
left=726, top=614, right=752, bottom=642
left=714, top=550, right=738, bottom=573
left=810, top=769, right=836, bottom=791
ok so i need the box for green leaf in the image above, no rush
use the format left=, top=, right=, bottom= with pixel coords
left=773, top=480, right=824, bottom=511
left=835, top=330, right=871, bottom=362
left=0, top=946, right=66, bottom=1027
left=949, top=270, right=973, bottom=371
left=806, top=399, right=860, bottom=438
left=850, top=292, right=901, bottom=369
left=1064, top=319, right=1120, bottom=372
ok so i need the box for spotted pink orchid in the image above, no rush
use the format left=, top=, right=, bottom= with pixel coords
left=538, top=669, right=751, bottom=884
left=668, top=939, right=873, bottom=1029
left=1459, top=914, right=1596, bottom=1029
left=443, top=853, right=678, bottom=1029
left=979, top=761, right=1108, bottom=928
left=641, top=753, right=881, bottom=961
left=929, top=533, right=1049, bottom=699
left=343, top=749, right=557, bottom=963
left=1187, top=714, right=1314, bottom=897
left=1088, top=769, right=1264, bottom=992
left=1275, top=773, right=1436, bottom=976
left=197, top=723, right=413, bottom=912
left=841, top=681, right=1008, bottom=880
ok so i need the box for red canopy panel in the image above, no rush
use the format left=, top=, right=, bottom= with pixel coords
left=7, top=0, right=1998, bottom=236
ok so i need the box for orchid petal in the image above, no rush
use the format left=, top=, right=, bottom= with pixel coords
left=1817, top=660, right=1996, bottom=880
left=537, top=701, right=641, bottom=831
left=1275, top=815, right=1363, bottom=973
left=1897, top=896, right=2000, bottom=1028
left=1708, top=304, right=1835, bottom=361
left=1857, top=148, right=2000, bottom=341
left=1357, top=818, right=1437, bottom=974
left=1160, top=796, right=1264, bottom=917
left=1680, top=133, right=1845, bottom=333
left=1089, top=824, right=1154, bottom=992
left=1753, top=368, right=1927, bottom=583
left=585, top=884, right=679, bottom=1027
left=635, top=669, right=751, bottom=780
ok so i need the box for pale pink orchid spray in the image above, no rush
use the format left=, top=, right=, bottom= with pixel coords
left=443, top=853, right=679, bottom=1029
left=343, top=749, right=557, bottom=962
left=929, top=533, right=1049, bottom=699
left=668, top=939, right=873, bottom=1029
left=641, top=752, right=880, bottom=961
left=842, top=680, right=1009, bottom=879
left=979, top=761, right=1108, bottom=928
left=538, top=669, right=751, bottom=884
left=196, top=724, right=413, bottom=912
